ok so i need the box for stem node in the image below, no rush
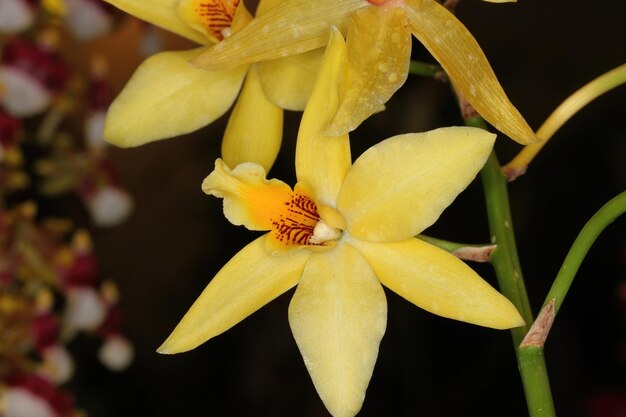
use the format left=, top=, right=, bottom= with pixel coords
left=520, top=299, right=556, bottom=349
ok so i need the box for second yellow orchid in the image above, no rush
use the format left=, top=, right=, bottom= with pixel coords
left=158, top=30, right=524, bottom=417
left=102, top=0, right=323, bottom=171
left=192, top=0, right=538, bottom=144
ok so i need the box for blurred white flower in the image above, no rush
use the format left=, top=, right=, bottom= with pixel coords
left=98, top=335, right=134, bottom=371
left=2, top=387, right=56, bottom=417
left=65, top=287, right=106, bottom=331
left=64, top=0, right=113, bottom=40
left=39, top=345, right=75, bottom=385
left=0, top=0, right=34, bottom=34
left=87, top=186, right=133, bottom=227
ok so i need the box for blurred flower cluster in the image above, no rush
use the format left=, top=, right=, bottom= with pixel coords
left=0, top=1, right=136, bottom=415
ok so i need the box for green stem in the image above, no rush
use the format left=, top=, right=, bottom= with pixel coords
left=544, top=190, right=626, bottom=312
left=473, top=116, right=555, bottom=417
left=408, top=60, right=445, bottom=79
left=517, top=347, right=555, bottom=417
left=514, top=191, right=626, bottom=417
left=480, top=151, right=533, bottom=338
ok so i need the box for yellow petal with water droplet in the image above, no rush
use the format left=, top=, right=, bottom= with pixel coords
left=222, top=65, right=283, bottom=173
left=327, top=5, right=411, bottom=135
left=104, top=48, right=247, bottom=147
left=295, top=28, right=351, bottom=208
left=289, top=241, right=386, bottom=417
left=351, top=237, right=525, bottom=329
left=258, top=48, right=324, bottom=111
left=191, top=0, right=368, bottom=71
left=102, top=0, right=208, bottom=45
left=158, top=235, right=310, bottom=354
left=403, top=0, right=538, bottom=144
left=338, top=127, right=495, bottom=242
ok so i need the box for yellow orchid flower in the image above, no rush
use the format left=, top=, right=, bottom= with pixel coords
left=191, top=0, right=538, bottom=144
left=102, top=0, right=323, bottom=172
left=158, top=30, right=524, bottom=417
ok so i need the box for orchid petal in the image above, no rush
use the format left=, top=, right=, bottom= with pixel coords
left=351, top=238, right=525, bottom=329
left=327, top=5, right=411, bottom=135
left=102, top=0, right=208, bottom=44
left=338, top=127, right=495, bottom=242
left=158, top=235, right=310, bottom=353
left=295, top=28, right=351, bottom=208
left=258, top=48, right=324, bottom=111
left=202, top=159, right=292, bottom=231
left=104, top=48, right=247, bottom=147
left=191, top=0, right=368, bottom=71
left=256, top=0, right=285, bottom=16
left=289, top=241, right=386, bottom=417
left=403, top=0, right=537, bottom=144
left=222, top=65, right=283, bottom=172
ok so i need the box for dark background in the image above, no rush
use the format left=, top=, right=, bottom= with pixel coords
left=59, top=1, right=626, bottom=416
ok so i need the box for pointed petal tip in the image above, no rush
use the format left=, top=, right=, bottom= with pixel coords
left=188, top=53, right=213, bottom=71
left=155, top=342, right=172, bottom=355
left=491, top=300, right=526, bottom=330
left=155, top=322, right=209, bottom=354
left=527, top=133, right=543, bottom=145
left=156, top=327, right=195, bottom=355
left=103, top=125, right=134, bottom=149
left=510, top=312, right=526, bottom=329
left=155, top=336, right=188, bottom=355
left=505, top=128, right=541, bottom=145
left=103, top=112, right=131, bottom=148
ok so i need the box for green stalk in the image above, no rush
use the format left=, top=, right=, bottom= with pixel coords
left=544, top=190, right=626, bottom=312
left=517, top=346, right=555, bottom=417
left=479, top=150, right=533, bottom=338
left=468, top=116, right=556, bottom=417
left=515, top=191, right=626, bottom=417
left=408, top=60, right=445, bottom=79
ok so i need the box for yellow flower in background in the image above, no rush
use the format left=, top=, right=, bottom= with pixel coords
left=102, top=0, right=323, bottom=172
left=192, top=0, right=538, bottom=144
left=158, top=30, right=524, bottom=417
left=42, top=0, right=67, bottom=16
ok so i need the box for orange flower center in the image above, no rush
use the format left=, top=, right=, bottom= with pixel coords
left=194, top=0, right=239, bottom=41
